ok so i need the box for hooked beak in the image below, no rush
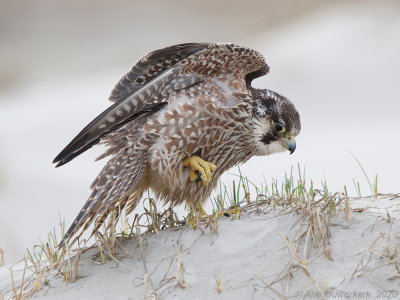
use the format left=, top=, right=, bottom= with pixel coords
left=283, top=137, right=296, bottom=154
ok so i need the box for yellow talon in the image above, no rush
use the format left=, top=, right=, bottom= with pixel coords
left=182, top=155, right=217, bottom=185
left=186, top=202, right=208, bottom=227
left=186, top=204, right=241, bottom=227
left=215, top=207, right=242, bottom=218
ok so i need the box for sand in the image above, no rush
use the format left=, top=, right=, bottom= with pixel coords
left=1, top=195, right=399, bottom=299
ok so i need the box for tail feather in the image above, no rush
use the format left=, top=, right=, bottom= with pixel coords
left=94, top=152, right=148, bottom=219
left=59, top=150, right=148, bottom=247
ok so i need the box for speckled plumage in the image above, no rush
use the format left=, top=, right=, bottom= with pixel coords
left=53, top=43, right=301, bottom=244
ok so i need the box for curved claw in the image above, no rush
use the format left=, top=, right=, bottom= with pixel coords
left=183, top=155, right=217, bottom=185
left=194, top=171, right=202, bottom=182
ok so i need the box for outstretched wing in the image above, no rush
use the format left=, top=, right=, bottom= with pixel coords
left=108, top=43, right=209, bottom=103
left=53, top=43, right=268, bottom=167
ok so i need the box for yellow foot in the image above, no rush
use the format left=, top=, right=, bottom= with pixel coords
left=186, top=203, right=209, bottom=227
left=186, top=204, right=241, bottom=227
left=215, top=207, right=242, bottom=218
left=182, top=155, right=217, bottom=185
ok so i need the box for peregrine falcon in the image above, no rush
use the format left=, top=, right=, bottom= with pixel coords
left=53, top=43, right=301, bottom=243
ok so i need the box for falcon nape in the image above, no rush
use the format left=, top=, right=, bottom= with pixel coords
left=53, top=43, right=301, bottom=245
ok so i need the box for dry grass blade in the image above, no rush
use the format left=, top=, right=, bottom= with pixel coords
left=351, top=233, right=385, bottom=279
left=280, top=233, right=325, bottom=299
left=253, top=275, right=286, bottom=300
left=352, top=224, right=400, bottom=280
left=61, top=241, right=81, bottom=283
left=143, top=273, right=156, bottom=299
left=9, top=256, right=29, bottom=299
left=7, top=164, right=389, bottom=299
left=176, top=246, right=185, bottom=289
left=359, top=257, right=400, bottom=276
left=140, top=246, right=156, bottom=299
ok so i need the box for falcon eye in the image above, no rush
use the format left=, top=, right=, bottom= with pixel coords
left=275, top=123, right=285, bottom=133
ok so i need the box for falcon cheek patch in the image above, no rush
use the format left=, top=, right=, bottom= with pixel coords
left=261, top=132, right=278, bottom=145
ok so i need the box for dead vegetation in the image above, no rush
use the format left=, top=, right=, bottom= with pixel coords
left=220, top=168, right=353, bottom=299
left=351, top=214, right=400, bottom=280
left=4, top=165, right=399, bottom=299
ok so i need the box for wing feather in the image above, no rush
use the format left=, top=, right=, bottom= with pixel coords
left=109, top=43, right=209, bottom=103
left=53, top=43, right=267, bottom=167
left=57, top=43, right=270, bottom=246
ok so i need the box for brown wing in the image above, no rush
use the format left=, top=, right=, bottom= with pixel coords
left=53, top=43, right=268, bottom=167
left=109, top=43, right=209, bottom=103
left=56, top=43, right=269, bottom=246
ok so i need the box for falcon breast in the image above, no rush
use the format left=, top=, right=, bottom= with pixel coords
left=53, top=43, right=301, bottom=244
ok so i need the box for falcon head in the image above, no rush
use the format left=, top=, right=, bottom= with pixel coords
left=250, top=89, right=301, bottom=156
